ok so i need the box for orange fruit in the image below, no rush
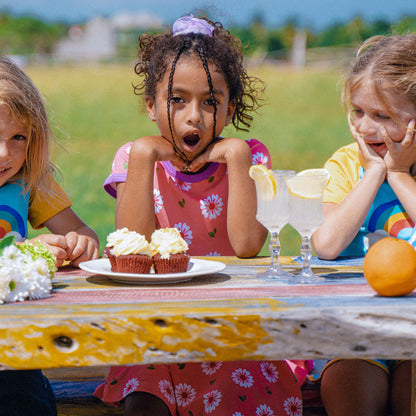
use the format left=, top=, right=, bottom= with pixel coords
left=363, top=237, right=416, bottom=297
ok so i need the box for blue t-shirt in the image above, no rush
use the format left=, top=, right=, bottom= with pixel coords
left=342, top=167, right=416, bottom=256
left=0, top=182, right=29, bottom=241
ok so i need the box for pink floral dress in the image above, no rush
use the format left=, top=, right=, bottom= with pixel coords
left=94, top=361, right=305, bottom=415
left=97, top=138, right=311, bottom=414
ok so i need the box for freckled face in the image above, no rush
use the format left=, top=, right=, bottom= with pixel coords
left=145, top=56, right=235, bottom=161
left=351, top=79, right=416, bottom=157
left=0, top=105, right=28, bottom=187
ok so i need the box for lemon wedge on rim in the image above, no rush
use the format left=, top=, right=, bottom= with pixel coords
left=298, top=168, right=331, bottom=181
left=249, top=164, right=276, bottom=200
left=286, top=168, right=330, bottom=199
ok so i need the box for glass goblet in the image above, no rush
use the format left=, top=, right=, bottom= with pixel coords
left=253, top=169, right=295, bottom=281
left=286, top=172, right=328, bottom=284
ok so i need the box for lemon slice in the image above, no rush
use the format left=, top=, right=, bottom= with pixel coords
left=249, top=164, right=276, bottom=200
left=298, top=168, right=331, bottom=183
left=287, top=168, right=330, bottom=199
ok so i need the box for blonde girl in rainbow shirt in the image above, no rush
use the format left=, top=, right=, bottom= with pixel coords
left=312, top=34, right=416, bottom=416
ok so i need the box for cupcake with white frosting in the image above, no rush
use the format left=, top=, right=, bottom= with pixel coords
left=105, top=228, right=153, bottom=273
left=150, top=228, right=190, bottom=274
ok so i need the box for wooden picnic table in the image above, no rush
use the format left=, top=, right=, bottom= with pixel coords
left=0, top=255, right=415, bottom=369
left=1, top=255, right=415, bottom=415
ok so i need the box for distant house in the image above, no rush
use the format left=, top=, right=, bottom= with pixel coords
left=54, top=17, right=116, bottom=62
left=54, top=12, right=164, bottom=62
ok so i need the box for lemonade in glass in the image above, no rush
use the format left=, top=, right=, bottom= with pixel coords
left=250, top=165, right=295, bottom=281
left=286, top=169, right=330, bottom=283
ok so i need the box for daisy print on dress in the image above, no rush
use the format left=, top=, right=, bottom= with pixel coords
left=256, top=404, right=274, bottom=416
left=200, top=194, right=223, bottom=219
left=122, top=378, right=139, bottom=396
left=158, top=379, right=175, bottom=404
left=172, top=177, right=191, bottom=191
left=260, top=361, right=279, bottom=383
left=232, top=413, right=245, bottom=416
left=201, top=361, right=222, bottom=375
left=174, top=222, right=193, bottom=245
left=203, top=389, right=222, bottom=413
left=175, top=383, right=196, bottom=407
left=231, top=368, right=254, bottom=388
left=206, top=251, right=221, bottom=256
left=252, top=152, right=269, bottom=166
left=153, top=189, right=164, bottom=213
left=283, top=396, right=302, bottom=416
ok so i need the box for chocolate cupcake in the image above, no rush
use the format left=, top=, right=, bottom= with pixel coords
left=150, top=228, right=190, bottom=274
left=105, top=228, right=153, bottom=274
left=152, top=253, right=190, bottom=274
left=114, top=253, right=153, bottom=274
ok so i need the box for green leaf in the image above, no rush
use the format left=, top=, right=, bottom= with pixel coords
left=177, top=363, right=186, bottom=370
left=208, top=232, right=215, bottom=238
left=238, top=394, right=246, bottom=402
left=0, top=235, right=15, bottom=256
left=209, top=378, right=216, bottom=385
left=110, top=378, right=118, bottom=385
left=208, top=176, right=214, bottom=183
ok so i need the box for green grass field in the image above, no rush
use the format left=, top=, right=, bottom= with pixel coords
left=26, top=63, right=352, bottom=256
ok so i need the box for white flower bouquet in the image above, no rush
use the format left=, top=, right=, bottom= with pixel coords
left=0, top=236, right=56, bottom=304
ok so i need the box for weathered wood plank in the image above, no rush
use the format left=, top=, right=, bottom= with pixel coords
left=0, top=257, right=414, bottom=370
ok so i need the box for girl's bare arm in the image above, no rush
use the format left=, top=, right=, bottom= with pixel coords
left=312, top=167, right=385, bottom=259
left=115, top=136, right=186, bottom=241
left=115, top=139, right=158, bottom=241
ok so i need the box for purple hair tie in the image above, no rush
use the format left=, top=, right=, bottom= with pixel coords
left=172, top=16, right=214, bottom=37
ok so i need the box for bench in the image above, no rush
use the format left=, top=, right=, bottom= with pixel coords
left=45, top=367, right=124, bottom=416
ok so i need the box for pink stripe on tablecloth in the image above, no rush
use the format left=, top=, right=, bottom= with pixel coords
left=29, top=283, right=375, bottom=305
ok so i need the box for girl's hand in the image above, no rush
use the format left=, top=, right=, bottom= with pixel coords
left=349, top=119, right=386, bottom=176
left=64, top=231, right=99, bottom=267
left=382, top=119, right=416, bottom=173
left=133, top=136, right=188, bottom=172
left=186, top=137, right=246, bottom=172
left=29, top=233, right=99, bottom=267
left=29, top=234, right=69, bottom=267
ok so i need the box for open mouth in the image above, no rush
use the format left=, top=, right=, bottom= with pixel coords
left=368, top=141, right=387, bottom=154
left=183, top=133, right=200, bottom=148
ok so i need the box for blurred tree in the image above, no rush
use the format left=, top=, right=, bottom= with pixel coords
left=0, top=12, right=67, bottom=55
left=0, top=10, right=414, bottom=61
left=392, top=16, right=416, bottom=34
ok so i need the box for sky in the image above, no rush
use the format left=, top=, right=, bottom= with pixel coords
left=1, top=0, right=415, bottom=30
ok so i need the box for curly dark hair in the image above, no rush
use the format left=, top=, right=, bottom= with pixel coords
left=134, top=17, right=264, bottom=133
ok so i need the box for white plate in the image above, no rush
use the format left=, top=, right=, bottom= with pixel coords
left=79, top=258, right=226, bottom=284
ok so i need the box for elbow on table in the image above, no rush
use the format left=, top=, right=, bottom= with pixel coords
left=234, top=246, right=262, bottom=258
left=232, top=239, right=263, bottom=258
left=312, top=233, right=343, bottom=261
